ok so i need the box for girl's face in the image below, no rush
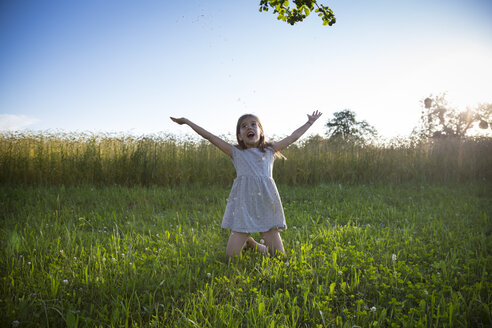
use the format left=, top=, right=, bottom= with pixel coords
left=237, top=116, right=262, bottom=148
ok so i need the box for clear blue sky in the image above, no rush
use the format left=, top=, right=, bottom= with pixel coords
left=1, top=0, right=491, bottom=139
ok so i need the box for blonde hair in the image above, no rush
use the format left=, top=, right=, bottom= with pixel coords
left=235, top=114, right=285, bottom=159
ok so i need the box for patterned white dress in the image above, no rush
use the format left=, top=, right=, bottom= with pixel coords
left=221, top=146, right=286, bottom=233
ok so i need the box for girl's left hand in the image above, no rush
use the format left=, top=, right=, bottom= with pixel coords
left=307, top=110, right=322, bottom=124
left=170, top=117, right=188, bottom=125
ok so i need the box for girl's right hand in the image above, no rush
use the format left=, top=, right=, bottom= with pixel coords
left=170, top=117, right=187, bottom=125
left=307, top=110, right=322, bottom=124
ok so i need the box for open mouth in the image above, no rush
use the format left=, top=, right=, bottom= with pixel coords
left=247, top=131, right=255, bottom=138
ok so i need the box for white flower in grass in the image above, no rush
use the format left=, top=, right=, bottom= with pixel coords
left=12, top=320, right=20, bottom=328
left=102, top=257, right=107, bottom=262
left=338, top=271, right=343, bottom=275
left=111, top=257, right=117, bottom=262
left=424, top=290, right=428, bottom=295
left=285, top=261, right=290, bottom=267
left=207, top=273, right=211, bottom=278
left=73, top=257, right=77, bottom=261
left=62, top=279, right=69, bottom=285
left=27, top=262, right=31, bottom=265
left=392, top=254, right=397, bottom=262
left=370, top=306, right=377, bottom=312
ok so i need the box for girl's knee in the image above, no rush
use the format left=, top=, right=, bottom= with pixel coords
left=226, top=231, right=250, bottom=258
left=260, top=228, right=285, bottom=255
left=260, top=228, right=281, bottom=239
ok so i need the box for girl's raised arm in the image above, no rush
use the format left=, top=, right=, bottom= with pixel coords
left=170, top=117, right=233, bottom=157
left=272, top=110, right=322, bottom=152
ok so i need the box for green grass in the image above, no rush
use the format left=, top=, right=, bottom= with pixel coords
left=1, top=183, right=490, bottom=327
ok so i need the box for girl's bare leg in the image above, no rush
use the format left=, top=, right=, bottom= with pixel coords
left=260, top=228, right=285, bottom=256
left=246, top=237, right=268, bottom=254
left=226, top=231, right=250, bottom=259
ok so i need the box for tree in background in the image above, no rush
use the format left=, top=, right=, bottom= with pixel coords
left=414, top=94, right=492, bottom=139
left=325, top=110, right=378, bottom=143
left=259, top=0, right=336, bottom=26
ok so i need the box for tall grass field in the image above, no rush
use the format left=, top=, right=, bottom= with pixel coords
left=1, top=132, right=491, bottom=186
left=1, top=132, right=491, bottom=327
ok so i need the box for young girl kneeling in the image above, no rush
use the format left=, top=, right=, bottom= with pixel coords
left=171, top=111, right=322, bottom=259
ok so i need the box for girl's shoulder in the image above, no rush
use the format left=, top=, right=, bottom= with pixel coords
left=261, top=144, right=276, bottom=154
left=232, top=145, right=251, bottom=157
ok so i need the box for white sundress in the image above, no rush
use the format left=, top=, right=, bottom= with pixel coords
left=221, top=146, right=286, bottom=233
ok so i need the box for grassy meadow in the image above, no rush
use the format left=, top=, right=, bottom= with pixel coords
left=1, top=131, right=491, bottom=186
left=0, top=132, right=491, bottom=327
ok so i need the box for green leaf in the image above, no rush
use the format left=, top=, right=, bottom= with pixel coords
left=329, top=282, right=336, bottom=296
left=258, top=301, right=265, bottom=316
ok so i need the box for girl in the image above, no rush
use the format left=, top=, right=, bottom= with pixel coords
left=170, top=111, right=322, bottom=259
